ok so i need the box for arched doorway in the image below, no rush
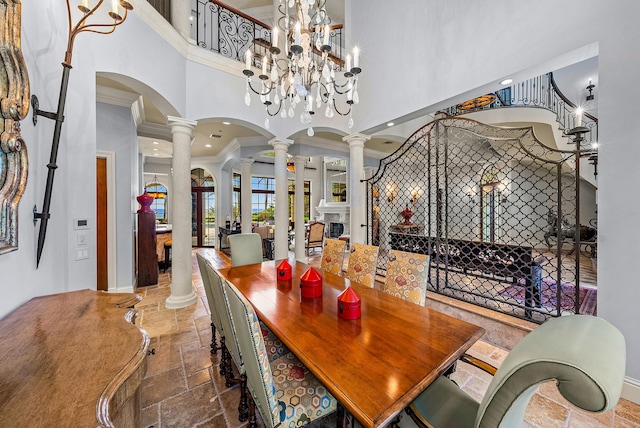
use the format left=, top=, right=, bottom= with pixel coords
left=191, top=168, right=215, bottom=247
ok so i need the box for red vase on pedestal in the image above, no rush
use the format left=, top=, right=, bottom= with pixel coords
left=137, top=188, right=154, bottom=213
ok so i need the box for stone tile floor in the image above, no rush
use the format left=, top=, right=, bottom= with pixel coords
left=135, top=250, right=640, bottom=428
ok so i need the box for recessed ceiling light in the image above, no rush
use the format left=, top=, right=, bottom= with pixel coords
left=205, top=144, right=212, bottom=148
left=154, top=153, right=159, bottom=156
left=387, top=122, right=394, bottom=127
left=222, top=121, right=230, bottom=125
left=210, top=133, right=222, bottom=138
left=153, top=148, right=158, bottom=151
left=500, top=78, right=513, bottom=85
left=153, top=141, right=159, bottom=145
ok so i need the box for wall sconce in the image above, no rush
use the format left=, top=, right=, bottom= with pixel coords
left=586, top=78, right=595, bottom=101
left=409, top=185, right=424, bottom=207
left=465, top=186, right=476, bottom=199
left=31, top=0, right=133, bottom=267
left=385, top=183, right=397, bottom=203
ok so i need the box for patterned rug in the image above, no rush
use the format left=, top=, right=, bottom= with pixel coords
left=500, top=280, right=597, bottom=315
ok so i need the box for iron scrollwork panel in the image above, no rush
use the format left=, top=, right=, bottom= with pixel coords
left=0, top=0, right=30, bottom=255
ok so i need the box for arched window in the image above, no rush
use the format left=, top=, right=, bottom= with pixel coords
left=146, top=182, right=167, bottom=223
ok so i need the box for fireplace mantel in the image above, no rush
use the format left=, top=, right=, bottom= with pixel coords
left=315, top=201, right=350, bottom=235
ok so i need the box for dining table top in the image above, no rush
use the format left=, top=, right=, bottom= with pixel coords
left=213, top=255, right=485, bottom=428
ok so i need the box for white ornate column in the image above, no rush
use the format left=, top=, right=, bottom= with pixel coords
left=269, top=139, right=293, bottom=260
left=293, top=155, right=307, bottom=262
left=166, top=116, right=198, bottom=309
left=343, top=133, right=371, bottom=245
left=239, top=158, right=254, bottom=233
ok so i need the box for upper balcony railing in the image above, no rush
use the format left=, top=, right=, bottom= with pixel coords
left=441, top=73, right=598, bottom=146
left=194, top=0, right=345, bottom=70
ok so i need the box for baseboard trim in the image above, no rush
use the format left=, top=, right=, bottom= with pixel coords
left=115, top=285, right=135, bottom=294
left=622, top=377, right=640, bottom=405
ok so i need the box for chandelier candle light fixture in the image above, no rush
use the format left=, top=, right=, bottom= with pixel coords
left=242, top=0, right=362, bottom=136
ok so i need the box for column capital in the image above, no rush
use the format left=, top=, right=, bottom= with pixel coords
left=342, top=133, right=371, bottom=146
left=293, top=155, right=307, bottom=164
left=167, top=116, right=198, bottom=131
left=238, top=157, right=255, bottom=166
left=268, top=138, right=294, bottom=151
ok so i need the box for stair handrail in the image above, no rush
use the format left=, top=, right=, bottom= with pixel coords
left=440, top=72, right=598, bottom=146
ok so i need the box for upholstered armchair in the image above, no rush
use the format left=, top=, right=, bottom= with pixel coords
left=305, top=221, right=325, bottom=255
left=398, top=315, right=626, bottom=428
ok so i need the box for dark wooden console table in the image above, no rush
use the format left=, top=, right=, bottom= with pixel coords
left=389, top=233, right=540, bottom=315
left=0, top=290, right=149, bottom=427
left=218, top=226, right=241, bottom=254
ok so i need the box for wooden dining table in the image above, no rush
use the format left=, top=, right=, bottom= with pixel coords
left=215, top=257, right=485, bottom=428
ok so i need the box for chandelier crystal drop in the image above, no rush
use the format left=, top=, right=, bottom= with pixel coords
left=242, top=0, right=362, bottom=134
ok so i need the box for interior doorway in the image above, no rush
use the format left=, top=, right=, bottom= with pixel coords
left=96, top=157, right=108, bottom=290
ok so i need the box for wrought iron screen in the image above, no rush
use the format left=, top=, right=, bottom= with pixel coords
left=367, top=118, right=596, bottom=323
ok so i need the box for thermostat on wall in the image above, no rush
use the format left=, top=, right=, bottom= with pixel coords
left=73, top=218, right=89, bottom=230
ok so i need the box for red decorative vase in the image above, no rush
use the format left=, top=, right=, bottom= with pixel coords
left=137, top=188, right=154, bottom=214
left=401, top=205, right=413, bottom=225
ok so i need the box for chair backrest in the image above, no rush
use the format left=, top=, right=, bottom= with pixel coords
left=383, top=249, right=430, bottom=306
left=223, top=279, right=281, bottom=428
left=320, top=238, right=346, bottom=276
left=228, top=233, right=264, bottom=266
left=205, top=263, right=244, bottom=374
left=196, top=253, right=224, bottom=333
left=476, top=315, right=626, bottom=428
left=253, top=226, right=270, bottom=240
left=307, top=222, right=325, bottom=246
left=346, top=243, right=379, bottom=287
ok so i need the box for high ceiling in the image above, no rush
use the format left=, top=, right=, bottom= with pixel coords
left=95, top=2, right=598, bottom=162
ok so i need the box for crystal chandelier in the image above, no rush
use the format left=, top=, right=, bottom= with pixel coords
left=242, top=0, right=361, bottom=136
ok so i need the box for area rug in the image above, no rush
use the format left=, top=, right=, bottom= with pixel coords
left=499, top=280, right=597, bottom=315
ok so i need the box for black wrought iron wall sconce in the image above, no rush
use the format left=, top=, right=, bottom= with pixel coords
left=31, top=0, right=132, bottom=267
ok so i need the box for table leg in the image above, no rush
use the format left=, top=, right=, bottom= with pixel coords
left=336, top=403, right=355, bottom=428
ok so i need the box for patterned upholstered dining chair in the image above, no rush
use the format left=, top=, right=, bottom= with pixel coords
left=397, top=315, right=626, bottom=428
left=223, top=279, right=337, bottom=428
left=346, top=243, right=380, bottom=287
left=228, top=233, right=264, bottom=266
left=383, top=249, right=430, bottom=306
left=206, top=263, right=289, bottom=422
left=320, top=238, right=347, bottom=276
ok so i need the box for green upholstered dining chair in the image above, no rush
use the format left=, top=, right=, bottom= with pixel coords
left=223, top=278, right=337, bottom=428
left=195, top=252, right=224, bottom=355
left=383, top=250, right=430, bottom=306
left=346, top=242, right=380, bottom=287
left=320, top=238, right=347, bottom=276
left=206, top=262, right=249, bottom=421
left=398, top=315, right=626, bottom=428
left=207, top=264, right=289, bottom=422
left=228, top=233, right=264, bottom=266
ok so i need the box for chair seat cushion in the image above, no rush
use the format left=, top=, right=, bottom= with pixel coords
left=407, top=375, right=479, bottom=428
left=260, top=321, right=290, bottom=361
left=270, top=353, right=337, bottom=427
